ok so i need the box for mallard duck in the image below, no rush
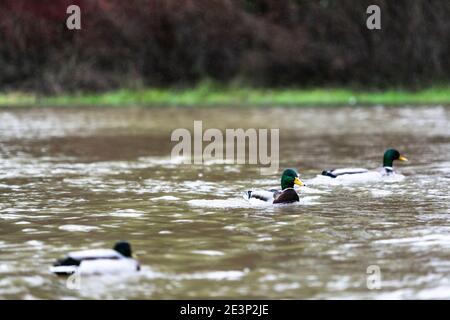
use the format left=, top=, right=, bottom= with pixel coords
left=321, top=149, right=408, bottom=179
left=50, top=241, right=140, bottom=275
left=244, top=168, right=304, bottom=204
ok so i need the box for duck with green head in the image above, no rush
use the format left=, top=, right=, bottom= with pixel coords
left=245, top=168, right=304, bottom=204
left=50, top=241, right=140, bottom=275
left=321, top=148, right=408, bottom=179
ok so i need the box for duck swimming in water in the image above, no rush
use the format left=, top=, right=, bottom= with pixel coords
left=50, top=241, right=140, bottom=275
left=244, top=168, right=304, bottom=204
left=321, top=149, right=408, bottom=179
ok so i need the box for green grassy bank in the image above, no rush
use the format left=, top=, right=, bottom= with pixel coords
left=1, top=85, right=449, bottom=107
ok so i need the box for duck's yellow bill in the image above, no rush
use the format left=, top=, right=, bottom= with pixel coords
left=294, top=177, right=304, bottom=186
left=399, top=155, right=408, bottom=162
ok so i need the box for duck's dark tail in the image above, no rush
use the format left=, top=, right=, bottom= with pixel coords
left=321, top=170, right=337, bottom=178
left=53, top=256, right=81, bottom=267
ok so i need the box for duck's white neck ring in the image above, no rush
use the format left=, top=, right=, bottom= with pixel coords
left=383, top=166, right=394, bottom=172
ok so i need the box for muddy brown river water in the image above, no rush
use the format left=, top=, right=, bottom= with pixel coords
left=0, top=106, right=449, bottom=299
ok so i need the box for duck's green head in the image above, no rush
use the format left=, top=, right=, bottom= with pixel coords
left=281, top=168, right=304, bottom=190
left=383, top=149, right=408, bottom=167
left=114, top=241, right=132, bottom=258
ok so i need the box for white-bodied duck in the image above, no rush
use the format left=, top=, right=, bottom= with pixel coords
left=50, top=241, right=140, bottom=275
left=321, top=148, right=408, bottom=180
left=244, top=168, right=304, bottom=204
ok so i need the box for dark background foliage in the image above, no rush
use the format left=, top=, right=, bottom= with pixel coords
left=0, top=0, right=449, bottom=93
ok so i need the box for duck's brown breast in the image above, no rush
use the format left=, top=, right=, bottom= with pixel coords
left=273, top=188, right=299, bottom=204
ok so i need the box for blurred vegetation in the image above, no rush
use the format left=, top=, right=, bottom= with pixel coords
left=0, top=0, right=449, bottom=96
left=2, top=82, right=450, bottom=107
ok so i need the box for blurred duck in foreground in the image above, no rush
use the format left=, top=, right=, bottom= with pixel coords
left=321, top=149, right=408, bottom=180
left=244, top=168, right=304, bottom=204
left=50, top=241, right=140, bottom=275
